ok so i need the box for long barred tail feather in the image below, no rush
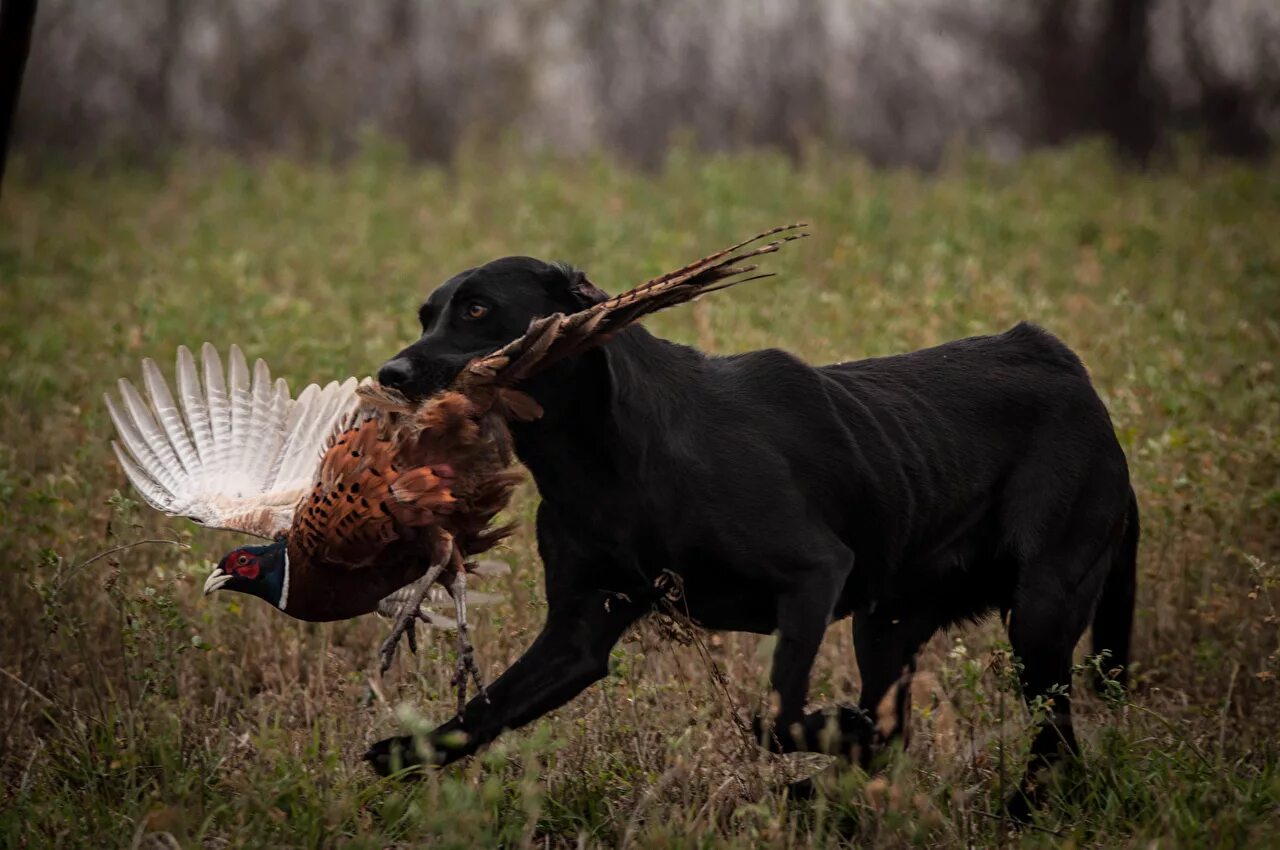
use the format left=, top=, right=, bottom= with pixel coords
left=462, top=223, right=808, bottom=389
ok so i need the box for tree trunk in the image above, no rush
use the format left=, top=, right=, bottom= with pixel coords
left=0, top=0, right=39, bottom=194
left=1097, top=0, right=1160, bottom=163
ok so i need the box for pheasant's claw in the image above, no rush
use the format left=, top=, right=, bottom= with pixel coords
left=378, top=560, right=447, bottom=676
left=451, top=629, right=487, bottom=714
left=405, top=616, right=419, bottom=656
left=378, top=611, right=416, bottom=675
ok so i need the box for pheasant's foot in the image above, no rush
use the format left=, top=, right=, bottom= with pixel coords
left=378, top=562, right=446, bottom=675
left=448, top=569, right=488, bottom=715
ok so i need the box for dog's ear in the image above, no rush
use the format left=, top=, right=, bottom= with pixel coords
left=544, top=262, right=609, bottom=310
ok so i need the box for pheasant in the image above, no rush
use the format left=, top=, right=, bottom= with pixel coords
left=105, top=223, right=808, bottom=710
left=105, top=350, right=506, bottom=656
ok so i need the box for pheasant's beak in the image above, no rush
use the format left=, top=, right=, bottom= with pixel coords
left=203, top=568, right=232, bottom=595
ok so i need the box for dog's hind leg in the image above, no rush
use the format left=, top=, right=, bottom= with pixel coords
left=1004, top=543, right=1113, bottom=820
left=1091, top=489, right=1139, bottom=692
left=851, top=607, right=939, bottom=766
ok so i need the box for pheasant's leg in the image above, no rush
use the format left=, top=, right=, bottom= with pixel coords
left=378, top=561, right=446, bottom=675
left=447, top=567, right=489, bottom=716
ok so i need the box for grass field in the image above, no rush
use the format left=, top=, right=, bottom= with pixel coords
left=1, top=141, right=1278, bottom=848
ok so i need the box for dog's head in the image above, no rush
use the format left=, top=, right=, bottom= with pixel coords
left=377, top=256, right=609, bottom=401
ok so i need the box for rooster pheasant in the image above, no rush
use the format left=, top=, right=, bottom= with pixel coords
left=105, top=224, right=808, bottom=710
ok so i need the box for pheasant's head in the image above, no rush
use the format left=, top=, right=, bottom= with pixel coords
left=205, top=540, right=290, bottom=610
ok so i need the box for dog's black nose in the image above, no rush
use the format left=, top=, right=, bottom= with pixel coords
left=377, top=357, right=414, bottom=390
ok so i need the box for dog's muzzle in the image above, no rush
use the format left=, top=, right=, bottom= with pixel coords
left=376, top=357, right=415, bottom=391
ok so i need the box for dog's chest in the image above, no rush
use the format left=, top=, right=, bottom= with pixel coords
left=673, top=569, right=779, bottom=634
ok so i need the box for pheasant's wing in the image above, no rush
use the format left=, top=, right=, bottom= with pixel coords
left=457, top=223, right=809, bottom=393
left=288, top=416, right=456, bottom=569
left=106, top=343, right=368, bottom=539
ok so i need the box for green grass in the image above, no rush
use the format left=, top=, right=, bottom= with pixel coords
left=1, top=139, right=1278, bottom=848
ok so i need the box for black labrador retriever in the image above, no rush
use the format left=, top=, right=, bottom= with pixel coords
left=365, top=256, right=1138, bottom=814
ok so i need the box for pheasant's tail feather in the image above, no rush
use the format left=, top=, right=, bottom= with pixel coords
left=569, top=224, right=809, bottom=345
left=457, top=518, right=519, bottom=557
left=461, top=223, right=808, bottom=389
left=376, top=584, right=457, bottom=629
left=625, top=222, right=809, bottom=296
left=375, top=577, right=508, bottom=631
left=479, top=520, right=518, bottom=548
left=107, top=344, right=369, bottom=538
left=467, top=558, right=511, bottom=578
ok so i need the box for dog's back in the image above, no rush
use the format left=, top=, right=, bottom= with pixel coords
left=586, top=322, right=1127, bottom=629
left=811, top=322, right=1130, bottom=609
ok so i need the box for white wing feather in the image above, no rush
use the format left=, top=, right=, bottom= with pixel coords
left=227, top=345, right=255, bottom=480
left=201, top=343, right=233, bottom=492
left=142, top=357, right=199, bottom=474
left=176, top=345, right=214, bottom=467
left=107, top=344, right=369, bottom=539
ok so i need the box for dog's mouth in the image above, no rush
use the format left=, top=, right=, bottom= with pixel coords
left=376, top=343, right=512, bottom=399
left=376, top=354, right=476, bottom=402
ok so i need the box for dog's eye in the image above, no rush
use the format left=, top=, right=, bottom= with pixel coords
left=462, top=301, right=490, bottom=320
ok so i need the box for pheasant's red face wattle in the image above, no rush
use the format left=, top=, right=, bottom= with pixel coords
left=229, top=550, right=260, bottom=580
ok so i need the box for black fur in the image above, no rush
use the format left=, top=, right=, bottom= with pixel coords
left=365, top=257, right=1139, bottom=814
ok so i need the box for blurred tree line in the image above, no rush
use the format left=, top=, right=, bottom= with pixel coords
left=5, top=0, right=1277, bottom=170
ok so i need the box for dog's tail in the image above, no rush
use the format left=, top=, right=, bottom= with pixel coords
left=1091, top=487, right=1139, bottom=692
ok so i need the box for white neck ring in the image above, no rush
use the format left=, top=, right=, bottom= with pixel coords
left=278, top=548, right=291, bottom=611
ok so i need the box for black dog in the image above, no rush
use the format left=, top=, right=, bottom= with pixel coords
left=365, top=256, right=1138, bottom=815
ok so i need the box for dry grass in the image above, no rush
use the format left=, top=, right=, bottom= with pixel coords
left=0, top=140, right=1277, bottom=847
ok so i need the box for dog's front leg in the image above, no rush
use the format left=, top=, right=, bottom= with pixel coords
left=365, top=588, right=648, bottom=774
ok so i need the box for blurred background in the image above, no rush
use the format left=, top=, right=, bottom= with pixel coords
left=11, top=0, right=1280, bottom=168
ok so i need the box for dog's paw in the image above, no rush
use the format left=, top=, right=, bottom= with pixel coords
left=363, top=735, right=429, bottom=778
left=1002, top=783, right=1044, bottom=825
left=806, top=705, right=874, bottom=760
left=750, top=713, right=786, bottom=753
left=785, top=777, right=819, bottom=801
left=752, top=713, right=817, bottom=754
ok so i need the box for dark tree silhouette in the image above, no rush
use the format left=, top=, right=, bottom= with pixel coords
left=1180, top=0, right=1271, bottom=159
left=1096, top=0, right=1161, bottom=163
left=0, top=0, right=38, bottom=195
left=943, top=0, right=1165, bottom=163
